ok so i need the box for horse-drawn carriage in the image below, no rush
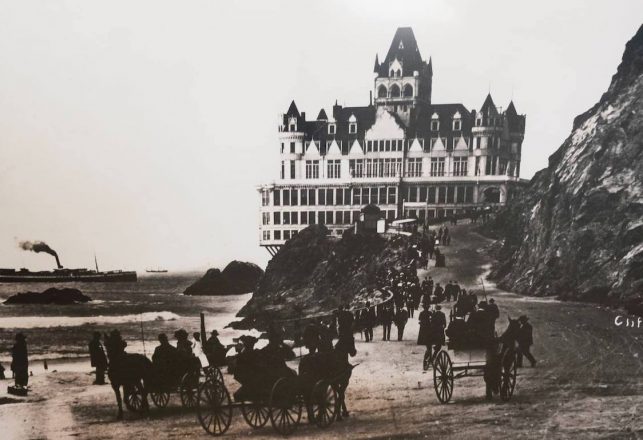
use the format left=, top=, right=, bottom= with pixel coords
left=195, top=349, right=354, bottom=436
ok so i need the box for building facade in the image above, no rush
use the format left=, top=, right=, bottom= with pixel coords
left=258, top=27, right=526, bottom=255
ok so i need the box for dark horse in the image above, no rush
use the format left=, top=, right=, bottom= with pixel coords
left=103, top=330, right=153, bottom=419
left=483, top=317, right=520, bottom=400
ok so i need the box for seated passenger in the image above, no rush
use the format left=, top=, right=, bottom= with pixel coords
left=152, top=333, right=180, bottom=384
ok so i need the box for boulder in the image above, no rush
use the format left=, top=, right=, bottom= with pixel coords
left=184, top=261, right=264, bottom=296
left=4, top=287, right=92, bottom=305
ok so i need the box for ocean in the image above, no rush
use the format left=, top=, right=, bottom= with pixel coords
left=0, top=273, right=258, bottom=372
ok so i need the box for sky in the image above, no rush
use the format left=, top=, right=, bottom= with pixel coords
left=0, top=0, right=641, bottom=272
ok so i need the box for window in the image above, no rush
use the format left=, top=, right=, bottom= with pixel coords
left=291, top=212, right=298, bottom=224
left=300, top=211, right=308, bottom=225
left=274, top=212, right=281, bottom=225
left=301, top=189, right=308, bottom=205
left=403, top=84, right=413, bottom=97
left=475, top=137, right=481, bottom=149
left=406, top=158, right=422, bottom=177
left=284, top=230, right=291, bottom=240
left=274, top=230, right=281, bottom=240
left=290, top=142, right=296, bottom=153
left=476, top=118, right=481, bottom=127
left=475, top=157, right=481, bottom=176
left=308, top=189, right=316, bottom=205
left=408, top=187, right=418, bottom=202
left=262, top=230, right=271, bottom=240
left=305, top=160, right=319, bottom=179
left=378, top=187, right=386, bottom=204
left=465, top=186, right=474, bottom=203
left=343, top=211, right=351, bottom=224
left=352, top=187, right=361, bottom=205
left=335, top=188, right=344, bottom=205
left=349, top=159, right=364, bottom=178
left=453, top=157, right=468, bottom=176
left=390, top=84, right=400, bottom=98
left=262, top=191, right=270, bottom=206
left=280, top=161, right=284, bottom=179
left=328, top=124, right=336, bottom=135
left=262, top=212, right=270, bottom=225
left=283, top=212, right=290, bottom=224
left=388, top=187, right=396, bottom=204
left=318, top=188, right=326, bottom=205
left=291, top=189, right=298, bottom=205
left=431, top=119, right=439, bottom=131
left=438, top=187, right=446, bottom=203
left=430, top=158, right=445, bottom=176
left=280, top=142, right=284, bottom=153
left=453, top=119, right=461, bottom=131
left=349, top=123, right=357, bottom=134
left=447, top=187, right=455, bottom=204
left=290, top=161, right=295, bottom=179
left=327, top=160, right=341, bottom=179
left=335, top=211, right=343, bottom=225
left=420, top=187, right=427, bottom=202
left=377, top=85, right=387, bottom=98
left=326, top=210, right=333, bottom=224
left=282, top=189, right=290, bottom=206
left=318, top=211, right=325, bottom=225
left=456, top=186, right=465, bottom=203
left=428, top=186, right=436, bottom=203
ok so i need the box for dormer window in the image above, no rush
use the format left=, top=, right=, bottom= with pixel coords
left=288, top=116, right=297, bottom=132
left=399, top=41, right=404, bottom=49
left=349, top=123, right=356, bottom=134
left=431, top=120, right=439, bottom=131
left=328, top=123, right=336, bottom=135
left=453, top=120, right=461, bottom=131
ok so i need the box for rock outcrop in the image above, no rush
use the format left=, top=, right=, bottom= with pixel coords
left=4, top=287, right=92, bottom=305
left=184, top=260, right=264, bottom=296
left=484, top=25, right=643, bottom=315
left=233, top=224, right=413, bottom=330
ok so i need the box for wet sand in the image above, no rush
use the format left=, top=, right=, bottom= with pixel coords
left=1, top=224, right=642, bottom=439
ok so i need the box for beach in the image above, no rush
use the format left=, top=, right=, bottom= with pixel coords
left=1, top=225, right=642, bottom=439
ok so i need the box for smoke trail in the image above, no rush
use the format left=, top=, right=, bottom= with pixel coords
left=18, top=240, right=63, bottom=269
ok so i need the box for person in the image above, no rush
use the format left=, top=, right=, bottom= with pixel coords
left=444, top=281, right=453, bottom=302
left=11, top=333, right=29, bottom=389
left=205, top=330, right=227, bottom=366
left=0, top=361, right=5, bottom=380
left=380, top=304, right=393, bottom=341
left=487, top=298, right=500, bottom=322
left=336, top=305, right=354, bottom=339
left=303, top=322, right=322, bottom=353
left=362, top=301, right=376, bottom=342
left=417, top=304, right=432, bottom=346
left=431, top=305, right=447, bottom=358
left=394, top=307, right=409, bottom=341
left=453, top=281, right=461, bottom=302
left=175, top=329, right=192, bottom=355
left=192, top=332, right=210, bottom=369
left=434, top=283, right=444, bottom=303
left=153, top=333, right=180, bottom=381
left=88, top=331, right=108, bottom=385
left=517, top=316, right=537, bottom=367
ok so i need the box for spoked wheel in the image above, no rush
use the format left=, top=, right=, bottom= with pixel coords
left=309, top=380, right=337, bottom=429
left=124, top=382, right=146, bottom=412
left=150, top=388, right=170, bottom=408
left=500, top=350, right=518, bottom=401
left=241, top=401, right=270, bottom=429
left=433, top=350, right=454, bottom=404
left=207, top=367, right=224, bottom=385
left=197, top=379, right=232, bottom=436
left=180, top=370, right=199, bottom=409
left=269, top=377, right=302, bottom=436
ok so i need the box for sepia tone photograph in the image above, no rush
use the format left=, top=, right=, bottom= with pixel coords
left=0, top=1, right=642, bottom=439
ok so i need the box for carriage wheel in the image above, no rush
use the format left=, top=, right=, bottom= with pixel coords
left=124, top=382, right=145, bottom=412
left=197, top=379, right=232, bottom=436
left=269, top=377, right=302, bottom=436
left=150, top=389, right=170, bottom=408
left=310, top=380, right=337, bottom=429
left=180, top=370, right=199, bottom=409
left=500, top=351, right=518, bottom=401
left=242, top=401, right=270, bottom=429
left=207, top=367, right=224, bottom=385
left=433, top=351, right=453, bottom=404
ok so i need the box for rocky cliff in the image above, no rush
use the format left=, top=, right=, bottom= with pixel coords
left=485, top=25, right=643, bottom=314
left=184, top=260, right=264, bottom=296
left=4, top=288, right=92, bottom=305
left=233, top=225, right=412, bottom=330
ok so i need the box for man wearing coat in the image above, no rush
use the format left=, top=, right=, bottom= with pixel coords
left=89, top=331, right=108, bottom=385
left=517, top=315, right=537, bottom=367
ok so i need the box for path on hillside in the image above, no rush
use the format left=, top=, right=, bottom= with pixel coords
left=1, top=224, right=642, bottom=439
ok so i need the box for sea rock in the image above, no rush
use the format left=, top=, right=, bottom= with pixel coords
left=233, top=224, right=413, bottom=330
left=482, top=25, right=643, bottom=312
left=184, top=261, right=264, bottom=296
left=4, top=287, right=92, bottom=305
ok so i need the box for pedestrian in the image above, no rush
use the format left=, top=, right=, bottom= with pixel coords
left=363, top=301, right=375, bottom=342
left=431, top=305, right=447, bottom=358
left=394, top=307, right=409, bottom=341
left=434, top=283, right=444, bottom=303
left=517, top=316, right=537, bottom=367
left=11, top=333, right=29, bottom=389
left=88, top=331, right=108, bottom=385
left=381, top=304, right=393, bottom=341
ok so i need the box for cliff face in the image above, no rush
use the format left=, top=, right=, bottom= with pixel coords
left=234, top=225, right=412, bottom=329
left=184, top=261, right=264, bottom=296
left=486, top=25, right=643, bottom=313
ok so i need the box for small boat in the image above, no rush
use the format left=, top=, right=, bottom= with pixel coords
left=146, top=268, right=168, bottom=273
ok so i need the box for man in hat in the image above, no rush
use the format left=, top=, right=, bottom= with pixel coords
left=380, top=303, right=393, bottom=341
left=517, top=316, right=536, bottom=367
left=394, top=306, right=409, bottom=341
left=11, top=333, right=29, bottom=389
left=153, top=333, right=179, bottom=381
left=487, top=298, right=500, bottom=322
left=205, top=330, right=227, bottom=366
left=362, top=301, right=376, bottom=342
left=89, top=331, right=108, bottom=385
left=431, top=305, right=447, bottom=356
left=174, top=329, right=192, bottom=355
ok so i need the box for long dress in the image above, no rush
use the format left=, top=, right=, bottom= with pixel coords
left=192, top=339, right=210, bottom=368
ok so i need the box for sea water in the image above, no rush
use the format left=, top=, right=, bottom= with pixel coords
left=0, top=273, right=258, bottom=372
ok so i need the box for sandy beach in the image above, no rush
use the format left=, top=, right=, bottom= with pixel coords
left=1, top=224, right=641, bottom=439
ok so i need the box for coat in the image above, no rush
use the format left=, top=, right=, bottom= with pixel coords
left=89, top=339, right=108, bottom=368
left=11, top=340, right=28, bottom=374
left=517, top=323, right=534, bottom=347
left=417, top=310, right=432, bottom=345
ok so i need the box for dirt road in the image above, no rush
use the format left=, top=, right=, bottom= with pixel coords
left=1, top=224, right=641, bottom=439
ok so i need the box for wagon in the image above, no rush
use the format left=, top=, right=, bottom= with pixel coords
left=432, top=344, right=517, bottom=404
left=195, top=362, right=352, bottom=436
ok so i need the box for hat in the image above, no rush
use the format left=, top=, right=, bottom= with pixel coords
left=174, top=329, right=188, bottom=338
left=489, top=298, right=495, bottom=303
left=239, top=335, right=258, bottom=346
left=519, top=315, right=529, bottom=323
left=210, top=330, right=219, bottom=336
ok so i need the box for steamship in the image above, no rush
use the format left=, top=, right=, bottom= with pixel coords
left=0, top=268, right=138, bottom=283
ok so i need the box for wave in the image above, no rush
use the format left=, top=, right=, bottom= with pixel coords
left=0, top=311, right=181, bottom=329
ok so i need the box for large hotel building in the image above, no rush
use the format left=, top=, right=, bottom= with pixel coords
left=258, top=28, right=526, bottom=255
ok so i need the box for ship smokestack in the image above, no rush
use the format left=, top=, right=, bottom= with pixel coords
left=18, top=240, right=63, bottom=269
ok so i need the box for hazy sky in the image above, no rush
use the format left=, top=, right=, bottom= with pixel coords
left=0, top=1, right=641, bottom=272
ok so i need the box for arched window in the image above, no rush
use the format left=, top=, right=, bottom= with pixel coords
left=377, top=85, right=387, bottom=98
left=403, top=84, right=413, bottom=97
left=390, top=69, right=395, bottom=77
left=390, top=84, right=400, bottom=98
left=396, top=69, right=401, bottom=77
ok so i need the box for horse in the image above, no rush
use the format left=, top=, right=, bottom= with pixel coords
left=103, top=330, right=153, bottom=419
left=483, top=316, right=520, bottom=400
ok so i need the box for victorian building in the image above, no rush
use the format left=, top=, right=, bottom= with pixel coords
left=258, top=27, right=526, bottom=255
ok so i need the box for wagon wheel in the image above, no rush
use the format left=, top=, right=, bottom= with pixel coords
left=180, top=370, right=199, bottom=409
left=500, top=350, right=518, bottom=401
left=269, top=377, right=302, bottom=436
left=433, top=350, right=453, bottom=404
left=197, top=379, right=232, bottom=436
left=124, top=382, right=145, bottom=412
left=150, top=388, right=170, bottom=408
left=241, top=401, right=270, bottom=429
left=210, top=367, right=224, bottom=385
left=310, top=380, right=338, bottom=429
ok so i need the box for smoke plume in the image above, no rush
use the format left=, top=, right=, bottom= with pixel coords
left=18, top=240, right=63, bottom=269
